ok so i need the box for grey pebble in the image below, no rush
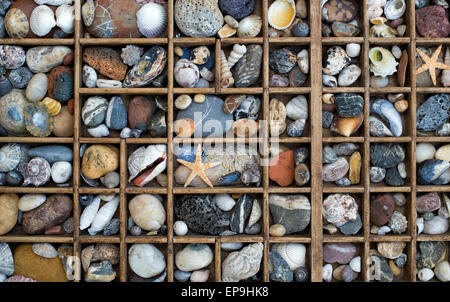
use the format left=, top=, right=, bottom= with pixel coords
left=9, top=66, right=32, bottom=89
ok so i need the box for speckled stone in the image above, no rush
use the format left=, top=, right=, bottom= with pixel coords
left=416, top=94, right=450, bottom=131
left=218, top=0, right=255, bottom=21
left=9, top=66, right=32, bottom=89
left=336, top=93, right=364, bottom=117
left=370, top=143, right=405, bottom=169
left=175, top=0, right=224, bottom=37
left=416, top=6, right=450, bottom=38
left=82, top=47, right=128, bottom=81
left=322, top=111, right=334, bottom=128
left=385, top=167, right=405, bottom=186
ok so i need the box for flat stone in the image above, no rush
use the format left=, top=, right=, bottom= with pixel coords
left=323, top=242, right=357, bottom=264
left=370, top=194, right=395, bottom=226
left=370, top=143, right=405, bottom=169
left=338, top=214, right=362, bottom=235
left=230, top=194, right=252, bottom=234
left=416, top=94, right=450, bottom=131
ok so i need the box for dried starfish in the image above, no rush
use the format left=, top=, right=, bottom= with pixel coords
left=176, top=144, right=221, bottom=188
left=416, top=45, right=450, bottom=86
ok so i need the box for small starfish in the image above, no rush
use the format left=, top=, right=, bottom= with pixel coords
left=176, top=144, right=221, bottom=188
left=416, top=45, right=450, bottom=86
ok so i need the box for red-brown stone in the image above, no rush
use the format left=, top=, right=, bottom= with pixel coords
left=416, top=6, right=450, bottom=38
left=128, top=96, right=155, bottom=131
left=370, top=194, right=395, bottom=226
left=269, top=150, right=295, bottom=187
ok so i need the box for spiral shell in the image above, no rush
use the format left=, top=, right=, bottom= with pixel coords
left=384, top=0, right=406, bottom=20
left=136, top=2, right=168, bottom=38
left=369, top=47, right=398, bottom=77
left=0, top=242, right=14, bottom=276
left=20, top=157, right=51, bottom=186
left=237, top=15, right=262, bottom=38
left=272, top=243, right=306, bottom=270
left=30, top=5, right=56, bottom=37
left=24, top=103, right=54, bottom=137
left=220, top=50, right=234, bottom=88
left=0, top=143, right=21, bottom=173
left=5, top=8, right=30, bottom=38
left=81, top=0, right=94, bottom=27
left=88, top=195, right=120, bottom=235
left=268, top=0, right=296, bottom=30
left=227, top=44, right=247, bottom=69
left=55, top=4, right=74, bottom=34
left=40, top=97, right=61, bottom=116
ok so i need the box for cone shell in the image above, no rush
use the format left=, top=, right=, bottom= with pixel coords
left=136, top=2, right=167, bottom=38
left=237, top=15, right=262, bottom=38
left=268, top=0, right=296, bottom=30
left=0, top=243, right=14, bottom=276
left=0, top=143, right=21, bottom=173
left=369, top=47, right=398, bottom=77
left=5, top=8, right=30, bottom=38
left=55, top=4, right=74, bottom=34
left=30, top=5, right=56, bottom=37
left=272, top=243, right=306, bottom=270
left=40, top=97, right=61, bottom=116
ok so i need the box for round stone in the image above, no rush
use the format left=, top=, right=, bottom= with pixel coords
left=218, top=0, right=255, bottom=21
left=370, top=194, right=395, bottom=226
left=129, top=194, right=166, bottom=232
left=128, top=244, right=166, bottom=278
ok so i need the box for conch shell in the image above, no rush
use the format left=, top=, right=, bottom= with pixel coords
left=268, top=0, right=296, bottom=30
left=369, top=47, right=398, bottom=77
left=221, top=50, right=234, bottom=88
left=30, top=5, right=56, bottom=37
left=227, top=44, right=247, bottom=69
left=128, top=145, right=167, bottom=187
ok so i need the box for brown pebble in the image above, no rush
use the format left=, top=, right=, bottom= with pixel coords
left=44, top=225, right=64, bottom=235
left=397, top=50, right=408, bottom=87
left=394, top=100, right=408, bottom=113
left=67, top=99, right=74, bottom=114
left=63, top=53, right=74, bottom=66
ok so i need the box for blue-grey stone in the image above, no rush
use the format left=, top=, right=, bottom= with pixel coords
left=218, top=171, right=241, bottom=185
left=385, top=167, right=405, bottom=186
left=323, top=146, right=338, bottom=164
left=322, top=111, right=334, bottom=128
left=336, top=93, right=364, bottom=117
left=5, top=170, right=22, bottom=186
left=423, top=212, right=434, bottom=221
left=245, top=222, right=261, bottom=235
left=152, top=74, right=167, bottom=88
left=28, top=145, right=73, bottom=164
left=194, top=78, right=209, bottom=88
left=17, top=210, right=22, bottom=224
left=435, top=123, right=450, bottom=136
left=338, top=214, right=362, bottom=235
left=180, top=47, right=192, bottom=60
left=0, top=124, right=7, bottom=136
left=294, top=147, right=309, bottom=165
left=0, top=1, right=11, bottom=16
left=286, top=119, right=306, bottom=137
left=197, top=53, right=215, bottom=70
left=9, top=66, right=32, bottom=89
left=335, top=177, right=351, bottom=186
left=103, top=218, right=120, bottom=236
left=0, top=172, right=5, bottom=185
left=173, top=144, right=205, bottom=162
left=292, top=22, right=310, bottom=37
left=53, top=29, right=68, bottom=38
left=395, top=254, right=407, bottom=267
left=370, top=143, right=405, bottom=168
left=416, top=94, right=450, bottom=131
left=270, top=196, right=311, bottom=234
left=105, top=96, right=127, bottom=130
left=269, top=250, right=293, bottom=282
left=219, top=0, right=255, bottom=20
left=0, top=76, right=11, bottom=97
left=230, top=194, right=252, bottom=233
left=79, top=194, right=94, bottom=206
left=294, top=266, right=309, bottom=282
left=415, top=0, right=428, bottom=8
left=371, top=99, right=402, bottom=136
left=333, top=143, right=359, bottom=156
left=176, top=95, right=233, bottom=137
left=417, top=159, right=450, bottom=185
left=0, top=16, right=5, bottom=38
left=174, top=270, right=191, bottom=282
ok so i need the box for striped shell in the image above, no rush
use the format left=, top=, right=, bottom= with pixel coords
left=272, top=243, right=306, bottom=270
left=0, top=242, right=14, bottom=276
left=34, top=0, right=74, bottom=5
left=20, top=157, right=51, bottom=186
left=55, top=4, right=74, bottom=34
left=79, top=196, right=101, bottom=230
left=0, top=143, right=21, bottom=173
left=30, top=5, right=56, bottom=37
left=136, top=3, right=168, bottom=38
left=24, top=103, right=54, bottom=137
left=81, top=0, right=94, bottom=27
left=5, top=8, right=30, bottom=38
left=40, top=97, right=61, bottom=116
left=88, top=195, right=120, bottom=235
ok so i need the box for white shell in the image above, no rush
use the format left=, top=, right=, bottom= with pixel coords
left=18, top=194, right=46, bottom=212
left=338, top=64, right=361, bottom=87
left=30, top=5, right=56, bottom=37
left=286, top=95, right=308, bottom=120
left=96, top=79, right=122, bottom=88
left=369, top=47, right=398, bottom=77
left=128, top=244, right=166, bottom=278
left=51, top=161, right=72, bottom=183
left=378, top=225, right=392, bottom=235
left=128, top=145, right=167, bottom=187
left=416, top=217, right=424, bottom=235
left=322, top=264, right=333, bottom=282
left=79, top=196, right=100, bottom=230
left=435, top=261, right=450, bottom=282
left=397, top=162, right=407, bottom=178
left=350, top=256, right=361, bottom=273
left=26, top=73, right=48, bottom=103
left=418, top=268, right=434, bottom=282
left=0, top=242, right=14, bottom=276
left=322, top=74, right=337, bottom=87
left=227, top=44, right=247, bottom=69
left=55, top=4, right=74, bottom=34
left=384, top=0, right=406, bottom=20
left=88, top=195, right=120, bottom=235
left=212, top=194, right=236, bottom=211
left=346, top=43, right=361, bottom=58
left=238, top=15, right=262, bottom=38
left=272, top=243, right=306, bottom=270
left=190, top=270, right=210, bottom=282
left=136, top=3, right=168, bottom=38
left=88, top=124, right=110, bottom=137
left=34, top=0, right=73, bottom=5
left=174, top=221, right=188, bottom=236
left=247, top=199, right=262, bottom=228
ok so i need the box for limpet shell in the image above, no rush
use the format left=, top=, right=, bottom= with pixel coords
left=20, top=157, right=51, bottom=186
left=24, top=102, right=54, bottom=137
left=136, top=3, right=167, bottom=38
left=0, top=89, right=29, bottom=136
left=5, top=8, right=29, bottom=38
left=268, top=0, right=296, bottom=30
left=238, top=15, right=262, bottom=38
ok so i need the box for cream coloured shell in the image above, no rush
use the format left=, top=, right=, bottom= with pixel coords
left=55, top=4, right=74, bottom=34
left=272, top=243, right=306, bottom=270
left=81, top=0, right=94, bottom=27
left=369, top=47, right=398, bottom=77
left=30, top=5, right=56, bottom=37
left=384, top=0, right=406, bottom=20
left=79, top=196, right=100, bottom=230
left=88, top=195, right=119, bottom=235
left=127, top=144, right=167, bottom=186
left=268, top=0, right=296, bottom=30
left=227, top=44, right=247, bottom=69
left=34, top=0, right=73, bottom=5
left=136, top=3, right=168, bottom=38
left=237, top=15, right=262, bottom=38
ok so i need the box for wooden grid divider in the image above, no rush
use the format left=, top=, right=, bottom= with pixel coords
left=0, top=0, right=449, bottom=283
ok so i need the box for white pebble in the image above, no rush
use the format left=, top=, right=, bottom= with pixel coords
left=82, top=65, right=97, bottom=88
left=377, top=226, right=391, bottom=235
left=190, top=270, right=210, bottom=282
left=397, top=162, right=407, bottom=179
left=346, top=43, right=361, bottom=58
left=435, top=260, right=450, bottom=282
left=416, top=143, right=436, bottom=163
left=212, top=194, right=236, bottom=212
left=88, top=124, right=110, bottom=137
left=322, top=264, right=333, bottom=282
left=391, top=45, right=402, bottom=59
left=51, top=161, right=72, bottom=184
left=221, top=242, right=243, bottom=251
left=418, top=268, right=434, bottom=282
left=120, top=127, right=132, bottom=138
left=370, top=75, right=389, bottom=88
left=350, top=256, right=361, bottom=273
left=174, top=221, right=188, bottom=236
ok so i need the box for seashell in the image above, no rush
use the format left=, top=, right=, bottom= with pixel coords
left=384, top=0, right=406, bottom=20
left=218, top=24, right=236, bottom=38
left=322, top=74, right=337, bottom=87
left=200, top=67, right=214, bottom=82
left=174, top=221, right=188, bottom=236
left=88, top=195, right=120, bottom=235
left=55, top=4, right=74, bottom=34
left=370, top=24, right=397, bottom=37
left=272, top=243, right=306, bottom=270
left=286, top=95, right=308, bottom=120
left=370, top=115, right=394, bottom=137
left=346, top=43, right=361, bottom=58
left=350, top=256, right=361, bottom=273
left=32, top=243, right=57, bottom=258
left=227, top=44, right=247, bottom=69
left=174, top=59, right=199, bottom=88
left=371, top=99, right=403, bottom=136
left=322, top=264, right=333, bottom=282
left=18, top=194, right=46, bottom=212
left=0, top=242, right=14, bottom=276
left=5, top=8, right=29, bottom=38
left=441, top=47, right=450, bottom=87
left=136, top=3, right=167, bottom=38
left=30, top=5, right=56, bottom=37
left=338, top=64, right=361, bottom=87
left=418, top=268, right=434, bottom=281
left=80, top=196, right=100, bottom=230
left=39, top=97, right=61, bottom=116
left=220, top=50, right=234, bottom=88
left=20, top=157, right=51, bottom=186
left=128, top=145, right=167, bottom=187
left=0, top=143, right=21, bottom=173
left=34, top=0, right=74, bottom=5
left=268, top=0, right=296, bottom=30
left=370, top=17, right=388, bottom=25
left=237, top=15, right=262, bottom=37
left=369, top=47, right=398, bottom=77
left=416, top=217, right=424, bottom=235
left=121, top=45, right=143, bottom=67
left=81, top=0, right=94, bottom=27
left=24, top=103, right=54, bottom=137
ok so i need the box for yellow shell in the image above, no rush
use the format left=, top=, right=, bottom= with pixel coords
left=218, top=24, right=236, bottom=38
left=5, top=8, right=30, bottom=38
left=268, top=0, right=296, bottom=30
left=370, top=17, right=387, bottom=25
left=40, top=97, right=61, bottom=116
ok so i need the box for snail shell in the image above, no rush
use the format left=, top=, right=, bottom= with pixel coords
left=227, top=44, right=247, bottom=69
left=136, top=3, right=168, bottom=38
left=384, top=0, right=406, bottom=20
left=369, top=47, right=398, bottom=77
left=30, top=5, right=56, bottom=37
left=20, top=157, right=51, bottom=187
left=237, top=15, right=262, bottom=38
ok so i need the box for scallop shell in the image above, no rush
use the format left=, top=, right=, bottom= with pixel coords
left=0, top=143, right=21, bottom=173
left=24, top=103, right=54, bottom=137
left=5, top=8, right=30, bottom=38
left=136, top=3, right=167, bottom=38
left=384, top=0, right=406, bottom=20
left=34, top=0, right=74, bottom=5
left=20, top=157, right=51, bottom=186
left=268, top=0, right=296, bottom=30
left=30, top=5, right=56, bottom=37
left=39, top=97, right=61, bottom=116
left=88, top=195, right=120, bottom=235
left=55, top=4, right=74, bottom=34
left=128, top=144, right=167, bottom=187
left=272, top=243, right=306, bottom=270
left=369, top=47, right=398, bottom=77
left=0, top=242, right=14, bottom=276
left=81, top=0, right=94, bottom=27
left=79, top=196, right=100, bottom=230
left=237, top=15, right=262, bottom=38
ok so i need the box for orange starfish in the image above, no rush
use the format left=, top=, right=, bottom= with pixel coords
left=176, top=144, right=221, bottom=188
left=416, top=45, right=450, bottom=86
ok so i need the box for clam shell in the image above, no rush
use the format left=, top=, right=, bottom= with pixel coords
left=384, top=0, right=406, bottom=20
left=30, top=5, right=56, bottom=37
left=55, top=4, right=74, bottom=34
left=0, top=143, right=21, bottom=173
left=128, top=144, right=167, bottom=187
left=21, top=157, right=51, bottom=186
left=272, top=243, right=306, bottom=271
left=80, top=196, right=100, bottom=230
left=136, top=3, right=167, bottom=38
left=268, top=0, right=296, bottom=30
left=24, top=103, right=54, bottom=137
left=369, top=47, right=398, bottom=77
left=40, top=97, right=61, bottom=116
left=5, top=8, right=29, bottom=38
left=0, top=242, right=14, bottom=276
left=88, top=195, right=119, bottom=235
left=237, top=15, right=262, bottom=38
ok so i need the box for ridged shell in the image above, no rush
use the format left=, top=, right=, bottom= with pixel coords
left=34, top=0, right=74, bottom=5
left=81, top=0, right=94, bottom=27
left=0, top=143, right=21, bottom=173
left=128, top=144, right=167, bottom=186
left=272, top=243, right=306, bottom=270
left=369, top=47, right=398, bottom=77
left=24, top=103, right=54, bottom=137
left=79, top=196, right=100, bottom=230
left=0, top=242, right=14, bottom=276
left=5, top=8, right=30, bottom=38
left=237, top=15, right=262, bottom=38
left=136, top=3, right=167, bottom=38
left=55, top=4, right=74, bottom=34
left=88, top=195, right=120, bottom=235
left=384, top=0, right=406, bottom=20
left=39, top=97, right=61, bottom=116
left=20, top=157, right=51, bottom=186
left=268, top=0, right=296, bottom=30
left=30, top=5, right=56, bottom=37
